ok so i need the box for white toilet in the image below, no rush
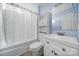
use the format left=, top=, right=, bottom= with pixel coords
left=29, top=42, right=43, bottom=56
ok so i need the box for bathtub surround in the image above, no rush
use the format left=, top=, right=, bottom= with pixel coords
left=0, top=39, right=38, bottom=56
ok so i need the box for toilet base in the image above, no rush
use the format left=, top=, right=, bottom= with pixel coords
left=32, top=47, right=44, bottom=56
left=32, top=51, right=39, bottom=56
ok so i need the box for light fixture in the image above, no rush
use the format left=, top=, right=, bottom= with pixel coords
left=52, top=20, right=55, bottom=24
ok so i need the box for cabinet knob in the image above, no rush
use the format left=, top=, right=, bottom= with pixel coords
left=54, top=53, right=57, bottom=55
left=47, top=42, right=49, bottom=44
left=51, top=50, right=54, bottom=53
left=62, top=48, right=65, bottom=51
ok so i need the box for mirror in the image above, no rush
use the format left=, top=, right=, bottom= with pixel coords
left=52, top=3, right=78, bottom=37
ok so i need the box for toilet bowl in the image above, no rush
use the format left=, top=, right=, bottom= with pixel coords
left=29, top=42, right=43, bottom=56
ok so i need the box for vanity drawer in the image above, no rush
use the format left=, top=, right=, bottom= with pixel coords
left=43, top=38, right=79, bottom=56
left=44, top=44, right=67, bottom=56
left=58, top=44, right=79, bottom=56
left=44, top=44, right=60, bottom=56
left=44, top=45, right=54, bottom=56
left=51, top=41, right=79, bottom=56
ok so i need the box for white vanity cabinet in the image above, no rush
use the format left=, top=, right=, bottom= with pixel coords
left=43, top=38, right=68, bottom=56
left=44, top=42, right=65, bottom=56
left=39, top=34, right=79, bottom=56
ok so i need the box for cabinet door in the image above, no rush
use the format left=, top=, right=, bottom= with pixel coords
left=44, top=40, right=61, bottom=56
left=58, top=44, right=79, bottom=55
left=44, top=44, right=55, bottom=56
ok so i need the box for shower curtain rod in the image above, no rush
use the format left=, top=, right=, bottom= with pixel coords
left=6, top=3, right=38, bottom=15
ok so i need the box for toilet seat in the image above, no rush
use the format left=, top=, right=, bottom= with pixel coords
left=30, top=42, right=43, bottom=51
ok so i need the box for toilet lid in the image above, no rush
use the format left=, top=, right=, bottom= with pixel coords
left=30, top=42, right=43, bottom=49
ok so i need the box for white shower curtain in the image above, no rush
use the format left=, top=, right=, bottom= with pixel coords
left=3, top=4, right=37, bottom=46
left=0, top=4, right=7, bottom=49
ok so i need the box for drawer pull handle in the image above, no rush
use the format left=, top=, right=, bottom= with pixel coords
left=62, top=48, right=65, bottom=51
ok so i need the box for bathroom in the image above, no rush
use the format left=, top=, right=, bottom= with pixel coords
left=0, top=3, right=79, bottom=56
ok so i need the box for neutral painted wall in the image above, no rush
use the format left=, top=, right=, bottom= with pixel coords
left=39, top=3, right=53, bottom=15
